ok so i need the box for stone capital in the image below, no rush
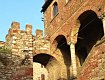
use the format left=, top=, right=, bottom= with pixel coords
left=68, top=41, right=75, bottom=45
left=99, top=12, right=105, bottom=20
left=102, top=12, right=105, bottom=19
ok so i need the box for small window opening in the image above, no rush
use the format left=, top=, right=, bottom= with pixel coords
left=53, top=2, right=58, bottom=17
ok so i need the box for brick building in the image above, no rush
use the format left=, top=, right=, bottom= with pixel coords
left=1, top=0, right=105, bottom=80
left=34, top=0, right=105, bottom=80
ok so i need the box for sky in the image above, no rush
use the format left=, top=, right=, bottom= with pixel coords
left=0, top=0, right=44, bottom=41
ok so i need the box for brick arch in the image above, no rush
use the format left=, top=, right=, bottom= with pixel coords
left=33, top=53, right=62, bottom=80
left=70, top=0, right=105, bottom=43
left=51, top=34, right=72, bottom=79
left=74, top=9, right=104, bottom=67
left=33, top=53, right=59, bottom=65
left=33, top=51, right=61, bottom=64
left=51, top=34, right=68, bottom=52
left=70, top=9, right=100, bottom=43
left=34, top=50, right=50, bottom=56
left=51, top=33, right=68, bottom=44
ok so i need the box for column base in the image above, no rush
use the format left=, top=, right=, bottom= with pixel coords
left=70, top=75, right=77, bottom=80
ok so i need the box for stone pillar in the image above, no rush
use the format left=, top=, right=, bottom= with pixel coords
left=69, top=42, right=77, bottom=78
left=102, top=12, right=105, bottom=37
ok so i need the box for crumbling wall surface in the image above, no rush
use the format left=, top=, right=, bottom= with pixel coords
left=77, top=38, right=105, bottom=80
left=11, top=66, right=33, bottom=80
left=1, top=21, right=51, bottom=80
left=0, top=66, right=33, bottom=80
left=5, top=22, right=33, bottom=62
left=0, top=52, right=33, bottom=80
left=34, top=29, right=50, bottom=55
left=1, top=22, right=33, bottom=80
left=34, top=38, right=50, bottom=53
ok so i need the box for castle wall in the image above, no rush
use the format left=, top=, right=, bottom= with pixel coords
left=4, top=21, right=51, bottom=80
left=5, top=22, right=33, bottom=62
left=77, top=39, right=105, bottom=80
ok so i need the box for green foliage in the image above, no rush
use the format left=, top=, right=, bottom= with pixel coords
left=0, top=46, right=11, bottom=54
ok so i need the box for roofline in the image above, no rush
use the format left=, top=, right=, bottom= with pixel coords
left=41, top=0, right=53, bottom=13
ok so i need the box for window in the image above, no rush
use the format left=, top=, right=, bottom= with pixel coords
left=53, top=2, right=58, bottom=17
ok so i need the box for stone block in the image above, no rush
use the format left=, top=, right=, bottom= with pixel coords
left=11, top=22, right=20, bottom=29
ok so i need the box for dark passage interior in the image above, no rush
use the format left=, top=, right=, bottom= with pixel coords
left=76, top=10, right=104, bottom=66
left=33, top=53, right=60, bottom=80
left=33, top=54, right=52, bottom=66
left=56, top=35, right=71, bottom=66
left=55, top=35, right=72, bottom=79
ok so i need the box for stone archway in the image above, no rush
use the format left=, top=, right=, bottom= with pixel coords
left=75, top=10, right=104, bottom=68
left=33, top=53, right=61, bottom=80
left=53, top=35, right=73, bottom=80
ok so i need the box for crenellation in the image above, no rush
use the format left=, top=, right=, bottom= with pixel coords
left=11, top=22, right=20, bottom=30
left=26, top=24, right=32, bottom=35
left=36, top=29, right=43, bottom=38
left=1, top=21, right=50, bottom=80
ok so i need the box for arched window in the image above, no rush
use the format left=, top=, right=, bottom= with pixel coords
left=53, top=2, right=58, bottom=17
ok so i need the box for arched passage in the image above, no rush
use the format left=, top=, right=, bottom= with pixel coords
left=33, top=53, right=61, bottom=80
left=54, top=35, right=72, bottom=79
left=75, top=10, right=104, bottom=67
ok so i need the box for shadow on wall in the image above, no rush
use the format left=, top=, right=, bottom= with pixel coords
left=55, top=35, right=72, bottom=80
left=75, top=10, right=104, bottom=67
left=33, top=53, right=60, bottom=80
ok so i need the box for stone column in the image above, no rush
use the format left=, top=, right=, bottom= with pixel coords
left=102, top=13, right=105, bottom=37
left=69, top=42, right=77, bottom=78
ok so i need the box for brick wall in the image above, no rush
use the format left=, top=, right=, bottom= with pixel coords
left=77, top=38, right=105, bottom=80
left=43, top=0, right=105, bottom=79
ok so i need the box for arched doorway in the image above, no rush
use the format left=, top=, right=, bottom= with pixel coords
left=33, top=53, right=60, bottom=80
left=75, top=10, right=104, bottom=67
left=54, top=35, right=72, bottom=79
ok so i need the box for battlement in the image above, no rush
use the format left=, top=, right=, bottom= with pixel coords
left=11, top=22, right=20, bottom=29
left=5, top=21, right=50, bottom=61
left=4, top=21, right=50, bottom=70
left=26, top=24, right=32, bottom=35
left=6, top=21, right=45, bottom=38
left=6, top=22, right=33, bottom=35
left=36, top=29, right=43, bottom=38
